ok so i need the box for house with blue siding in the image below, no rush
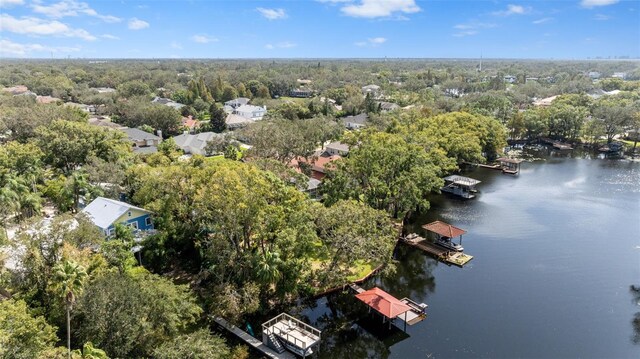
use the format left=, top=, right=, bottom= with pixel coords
left=82, top=197, right=154, bottom=236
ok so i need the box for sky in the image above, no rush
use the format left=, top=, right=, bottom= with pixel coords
left=0, top=0, right=638, bottom=59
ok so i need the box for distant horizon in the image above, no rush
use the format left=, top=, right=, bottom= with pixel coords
left=1, top=0, right=638, bottom=59
left=2, top=56, right=639, bottom=61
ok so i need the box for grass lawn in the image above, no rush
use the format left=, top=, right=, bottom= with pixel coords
left=308, top=240, right=380, bottom=288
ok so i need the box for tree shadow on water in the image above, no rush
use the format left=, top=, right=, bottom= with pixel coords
left=631, top=285, right=640, bottom=345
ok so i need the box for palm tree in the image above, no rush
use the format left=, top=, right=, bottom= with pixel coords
left=255, top=250, right=282, bottom=285
left=53, top=260, right=87, bottom=359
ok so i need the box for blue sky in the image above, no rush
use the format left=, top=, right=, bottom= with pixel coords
left=0, top=0, right=638, bottom=58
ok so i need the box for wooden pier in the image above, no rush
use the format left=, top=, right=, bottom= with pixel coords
left=213, top=316, right=295, bottom=359
left=401, top=234, right=473, bottom=267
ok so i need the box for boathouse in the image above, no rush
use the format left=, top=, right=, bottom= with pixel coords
left=497, top=157, right=523, bottom=175
left=354, top=287, right=427, bottom=330
left=441, top=175, right=481, bottom=199
left=423, top=221, right=466, bottom=249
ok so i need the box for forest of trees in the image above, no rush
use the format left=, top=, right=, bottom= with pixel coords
left=0, top=59, right=639, bottom=358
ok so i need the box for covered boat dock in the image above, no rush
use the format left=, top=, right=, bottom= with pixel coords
left=353, top=286, right=428, bottom=330
left=441, top=175, right=481, bottom=199
left=497, top=157, right=523, bottom=175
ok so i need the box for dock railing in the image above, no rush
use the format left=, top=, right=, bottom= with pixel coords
left=262, top=313, right=321, bottom=350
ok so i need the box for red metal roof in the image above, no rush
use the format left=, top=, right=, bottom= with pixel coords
left=355, top=287, right=412, bottom=319
left=422, top=221, right=466, bottom=238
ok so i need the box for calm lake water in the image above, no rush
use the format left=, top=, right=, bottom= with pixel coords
left=288, top=150, right=640, bottom=358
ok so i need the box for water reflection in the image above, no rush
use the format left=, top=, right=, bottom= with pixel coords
left=381, top=245, right=437, bottom=300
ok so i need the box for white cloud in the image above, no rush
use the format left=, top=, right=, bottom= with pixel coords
left=452, top=22, right=496, bottom=37
left=581, top=0, right=619, bottom=8
left=191, top=34, right=218, bottom=43
left=0, top=14, right=96, bottom=40
left=264, top=41, right=297, bottom=49
left=594, top=13, right=612, bottom=20
left=257, top=8, right=288, bottom=20
left=493, top=4, right=531, bottom=16
left=532, top=17, right=553, bottom=24
left=355, top=37, right=387, bottom=46
left=0, top=39, right=80, bottom=57
left=170, top=41, right=182, bottom=49
left=452, top=22, right=496, bottom=36
left=101, top=34, right=119, bottom=40
left=0, top=0, right=24, bottom=7
left=316, top=0, right=352, bottom=3
left=453, top=30, right=478, bottom=37
left=341, top=0, right=421, bottom=18
left=128, top=18, right=149, bottom=30
left=31, top=0, right=121, bottom=23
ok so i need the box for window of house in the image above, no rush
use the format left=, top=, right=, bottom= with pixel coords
left=145, top=217, right=152, bottom=227
left=128, top=211, right=132, bottom=217
left=129, top=221, right=138, bottom=230
left=107, top=228, right=114, bottom=236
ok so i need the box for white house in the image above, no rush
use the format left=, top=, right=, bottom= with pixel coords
left=151, top=96, right=185, bottom=110
left=234, top=104, right=267, bottom=120
left=342, top=113, right=368, bottom=130
left=325, top=141, right=350, bottom=156
left=362, top=84, right=381, bottom=97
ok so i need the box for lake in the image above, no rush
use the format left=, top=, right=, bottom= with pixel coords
left=290, top=150, right=640, bottom=358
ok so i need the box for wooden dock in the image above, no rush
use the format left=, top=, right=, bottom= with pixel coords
left=400, top=235, right=473, bottom=267
left=213, top=316, right=295, bottom=359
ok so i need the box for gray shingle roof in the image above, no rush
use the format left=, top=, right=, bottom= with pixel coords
left=342, top=113, right=368, bottom=125
left=326, top=141, right=350, bottom=152
left=173, top=132, right=223, bottom=153
left=121, top=128, right=161, bottom=142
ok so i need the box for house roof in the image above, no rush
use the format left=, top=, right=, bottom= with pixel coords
left=533, top=95, right=558, bottom=107
left=133, top=146, right=158, bottom=154
left=378, top=101, right=399, bottom=110
left=88, top=117, right=127, bottom=130
left=306, top=177, right=321, bottom=191
left=355, top=287, right=412, bottom=319
left=173, top=132, right=222, bottom=152
left=422, top=220, right=466, bottom=238
left=152, top=97, right=184, bottom=109
left=235, top=104, right=266, bottom=113
left=326, top=141, right=350, bottom=153
left=82, top=197, right=150, bottom=230
left=2, top=85, right=30, bottom=95
left=121, top=128, right=161, bottom=142
left=225, top=97, right=250, bottom=106
left=226, top=113, right=254, bottom=127
left=36, top=96, right=60, bottom=104
left=312, top=154, right=341, bottom=173
left=181, top=116, right=199, bottom=129
left=343, top=113, right=368, bottom=125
